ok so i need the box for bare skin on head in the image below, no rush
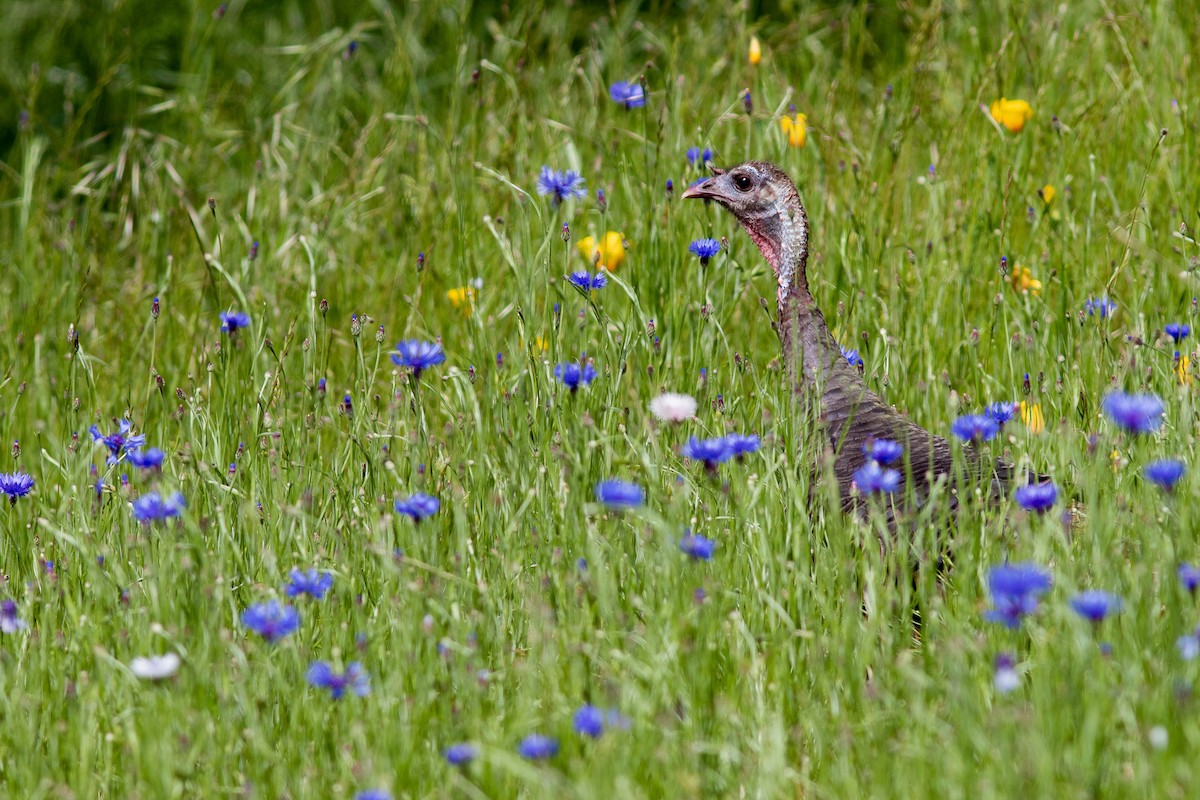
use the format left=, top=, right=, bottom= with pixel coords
left=683, top=161, right=1009, bottom=517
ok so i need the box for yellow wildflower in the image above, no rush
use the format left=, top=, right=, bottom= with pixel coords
left=446, top=286, right=475, bottom=316
left=749, top=36, right=762, bottom=66
left=1009, top=264, right=1042, bottom=296
left=1020, top=401, right=1045, bottom=434
left=576, top=231, right=627, bottom=271
left=535, top=335, right=548, bottom=353
left=779, top=113, right=807, bottom=148
left=989, top=97, right=1033, bottom=133
left=1177, top=353, right=1192, bottom=386
left=1040, top=184, right=1056, bottom=205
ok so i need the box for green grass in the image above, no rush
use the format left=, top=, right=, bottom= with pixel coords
left=1, top=0, right=1200, bottom=796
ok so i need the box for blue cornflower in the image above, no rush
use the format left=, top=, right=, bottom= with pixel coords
left=1145, top=459, right=1186, bottom=490
left=951, top=414, right=1000, bottom=442
left=1178, top=563, right=1200, bottom=594
left=444, top=743, right=477, bottom=766
left=536, top=166, right=587, bottom=205
left=681, top=436, right=733, bottom=468
left=220, top=311, right=251, bottom=333
left=983, top=563, right=1052, bottom=628
left=554, top=360, right=598, bottom=391
left=724, top=433, right=761, bottom=459
left=0, top=472, right=34, bottom=503
left=686, top=146, right=702, bottom=165
left=132, top=491, right=186, bottom=523
left=518, top=734, right=559, bottom=760
left=595, top=479, right=644, bottom=509
left=574, top=704, right=605, bottom=738
left=609, top=81, right=645, bottom=109
left=853, top=461, right=900, bottom=494
left=241, top=600, right=300, bottom=643
left=89, top=419, right=147, bottom=463
left=863, top=439, right=903, bottom=465
left=1070, top=590, right=1123, bottom=623
left=688, top=238, right=721, bottom=266
left=1014, top=481, right=1057, bottom=512
left=391, top=339, right=446, bottom=377
left=1166, top=323, right=1190, bottom=343
left=1102, top=391, right=1165, bottom=434
left=841, top=347, right=863, bottom=368
left=1177, top=630, right=1200, bottom=660
left=307, top=661, right=370, bottom=699
left=395, top=493, right=439, bottom=522
left=1084, top=297, right=1117, bottom=318
left=354, top=791, right=392, bottom=800
left=285, top=568, right=333, bottom=599
left=568, top=270, right=608, bottom=292
left=984, top=401, right=1019, bottom=428
left=679, top=531, right=716, bottom=560
left=0, top=599, right=26, bottom=634
left=127, top=447, right=166, bottom=469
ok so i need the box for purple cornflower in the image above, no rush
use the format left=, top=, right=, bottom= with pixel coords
left=1178, top=563, right=1200, bottom=594
left=608, top=81, right=645, bottom=109
left=681, top=436, right=733, bottom=469
left=1085, top=297, right=1117, bottom=318
left=285, top=568, right=333, bottom=599
left=1102, top=391, right=1165, bottom=434
left=444, top=743, right=477, bottom=766
left=394, top=493, right=439, bottom=522
left=391, top=340, right=446, bottom=377
left=853, top=460, right=900, bottom=494
left=354, top=791, right=391, bottom=800
left=1014, top=481, right=1057, bottom=512
left=554, top=360, right=597, bottom=391
left=568, top=270, right=608, bottom=291
left=679, top=531, right=716, bottom=560
left=0, top=599, right=26, bottom=634
left=89, top=419, right=147, bottom=463
left=983, top=563, right=1052, bottom=628
left=688, top=238, right=721, bottom=266
left=1144, top=459, right=1186, bottom=490
left=840, top=347, right=863, bottom=367
left=573, top=704, right=605, bottom=738
left=595, top=479, right=644, bottom=509
left=0, top=472, right=34, bottom=503
left=307, top=661, right=370, bottom=699
left=220, top=311, right=251, bottom=333
left=724, top=433, right=761, bottom=459
left=127, top=447, right=166, bottom=469
left=518, top=734, right=559, bottom=760
left=1166, top=323, right=1190, bottom=343
left=241, top=600, right=300, bottom=643
left=984, top=401, right=1019, bottom=428
left=863, top=439, right=903, bottom=465
left=537, top=166, right=587, bottom=205
left=131, top=491, right=186, bottom=523
left=994, top=652, right=1020, bottom=693
left=951, top=414, right=1000, bottom=442
left=1070, top=590, right=1123, bottom=623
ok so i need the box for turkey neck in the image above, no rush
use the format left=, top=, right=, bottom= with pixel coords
left=746, top=187, right=866, bottom=433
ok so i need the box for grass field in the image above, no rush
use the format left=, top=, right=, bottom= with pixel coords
left=2, top=0, right=1200, bottom=796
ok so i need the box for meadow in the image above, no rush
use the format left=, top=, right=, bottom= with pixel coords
left=1, top=0, right=1199, bottom=797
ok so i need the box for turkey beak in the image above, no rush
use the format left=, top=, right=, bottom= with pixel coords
left=682, top=179, right=720, bottom=201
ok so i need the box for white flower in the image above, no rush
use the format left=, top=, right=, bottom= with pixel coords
left=649, top=393, right=697, bottom=423
left=1148, top=726, right=1169, bottom=750
left=130, top=652, right=181, bottom=680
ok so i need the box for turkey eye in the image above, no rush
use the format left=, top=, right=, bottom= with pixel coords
left=733, top=174, right=753, bottom=192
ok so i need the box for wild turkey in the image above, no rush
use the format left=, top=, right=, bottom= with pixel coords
left=683, top=161, right=1012, bottom=519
